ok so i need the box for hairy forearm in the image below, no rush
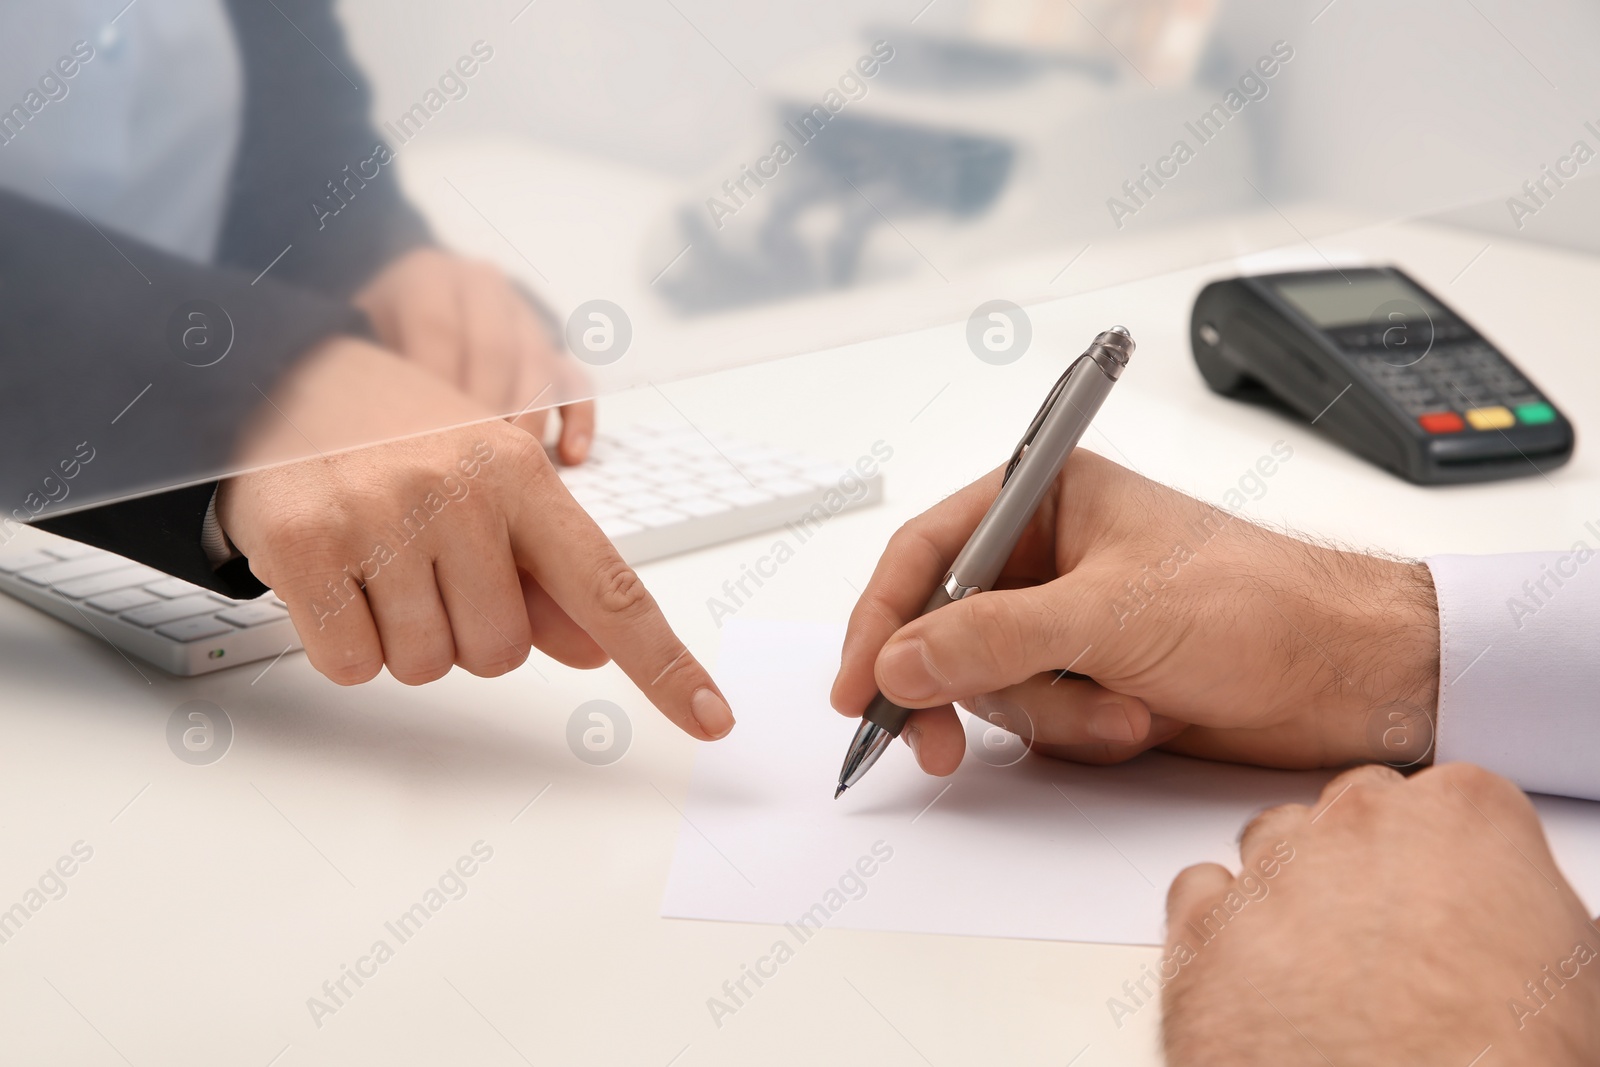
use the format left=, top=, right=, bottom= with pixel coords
left=1329, top=554, right=1439, bottom=764
left=1265, top=537, right=1441, bottom=767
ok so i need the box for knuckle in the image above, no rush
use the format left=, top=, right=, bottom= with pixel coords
left=256, top=518, right=357, bottom=592
left=320, top=654, right=382, bottom=687
left=403, top=315, right=462, bottom=356
left=1431, top=761, right=1521, bottom=808
left=883, top=520, right=920, bottom=556
left=500, top=428, right=555, bottom=483
left=1045, top=742, right=1143, bottom=766
left=966, top=595, right=1030, bottom=675
left=593, top=557, right=655, bottom=619
left=1240, top=802, right=1299, bottom=845
left=855, top=589, right=899, bottom=634
left=390, top=653, right=455, bottom=686
left=263, top=508, right=350, bottom=565
left=410, top=304, right=460, bottom=339
left=1324, top=763, right=1402, bottom=808
left=1333, top=779, right=1384, bottom=818
left=651, top=647, right=702, bottom=691
left=885, top=519, right=941, bottom=572
left=458, top=639, right=531, bottom=679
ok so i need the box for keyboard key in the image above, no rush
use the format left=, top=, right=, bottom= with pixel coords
left=647, top=462, right=694, bottom=481
left=1465, top=405, right=1515, bottom=430
left=217, top=601, right=290, bottom=628
left=675, top=496, right=733, bottom=517
left=52, top=565, right=164, bottom=600
left=1515, top=401, right=1557, bottom=425
left=658, top=481, right=711, bottom=501
left=743, top=462, right=795, bottom=481
left=626, top=508, right=691, bottom=528
left=620, top=490, right=671, bottom=509
left=85, top=588, right=161, bottom=613
left=559, top=469, right=600, bottom=489
left=596, top=517, right=644, bottom=540
left=121, top=595, right=221, bottom=628
left=758, top=478, right=814, bottom=498
left=0, top=550, right=57, bottom=574
left=584, top=502, right=625, bottom=521
left=599, top=477, right=650, bottom=496
left=42, top=540, right=104, bottom=560
left=668, top=439, right=720, bottom=459
left=567, top=487, right=612, bottom=508
left=717, top=487, right=776, bottom=507
left=143, top=577, right=203, bottom=599
left=20, top=555, right=131, bottom=586
left=801, top=466, right=849, bottom=487
left=156, top=616, right=237, bottom=642
left=1418, top=411, right=1464, bottom=434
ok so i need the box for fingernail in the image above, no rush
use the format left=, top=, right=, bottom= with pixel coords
left=903, top=724, right=922, bottom=759
left=879, top=639, right=939, bottom=701
left=691, top=688, right=735, bottom=740
left=1087, top=700, right=1136, bottom=743
left=572, top=431, right=591, bottom=461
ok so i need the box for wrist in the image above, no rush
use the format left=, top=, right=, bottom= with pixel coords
left=232, top=337, right=492, bottom=471
left=1326, top=554, right=1440, bottom=766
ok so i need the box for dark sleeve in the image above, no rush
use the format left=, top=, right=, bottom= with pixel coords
left=20, top=2, right=429, bottom=596
left=38, top=484, right=267, bottom=599
left=0, top=188, right=367, bottom=592
left=215, top=0, right=434, bottom=297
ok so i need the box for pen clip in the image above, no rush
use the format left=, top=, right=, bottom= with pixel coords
left=1001, top=354, right=1089, bottom=485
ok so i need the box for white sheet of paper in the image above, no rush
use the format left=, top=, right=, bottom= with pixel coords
left=662, top=620, right=1600, bottom=945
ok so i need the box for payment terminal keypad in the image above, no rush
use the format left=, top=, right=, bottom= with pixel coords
left=1351, top=342, right=1557, bottom=436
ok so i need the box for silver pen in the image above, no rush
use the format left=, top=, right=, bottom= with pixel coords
left=835, top=325, right=1134, bottom=797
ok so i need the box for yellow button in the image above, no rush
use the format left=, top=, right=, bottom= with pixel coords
left=1466, top=406, right=1515, bottom=430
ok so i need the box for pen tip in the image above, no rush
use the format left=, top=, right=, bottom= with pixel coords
left=834, top=784, right=846, bottom=800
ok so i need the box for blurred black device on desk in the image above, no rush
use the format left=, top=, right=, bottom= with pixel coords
left=1191, top=266, right=1574, bottom=484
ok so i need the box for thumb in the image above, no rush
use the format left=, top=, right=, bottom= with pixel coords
left=874, top=578, right=1100, bottom=707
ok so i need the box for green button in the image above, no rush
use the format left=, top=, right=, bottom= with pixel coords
left=1515, top=402, right=1556, bottom=425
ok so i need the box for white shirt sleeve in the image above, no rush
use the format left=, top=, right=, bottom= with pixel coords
left=1426, top=550, right=1600, bottom=801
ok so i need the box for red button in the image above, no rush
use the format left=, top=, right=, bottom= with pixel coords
left=1418, top=411, right=1464, bottom=434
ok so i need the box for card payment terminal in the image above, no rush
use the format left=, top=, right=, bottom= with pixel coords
left=1190, top=266, right=1573, bottom=484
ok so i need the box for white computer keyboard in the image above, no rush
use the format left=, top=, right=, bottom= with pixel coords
left=0, top=426, right=882, bottom=675
left=567, top=424, right=882, bottom=563
left=0, top=532, right=297, bottom=677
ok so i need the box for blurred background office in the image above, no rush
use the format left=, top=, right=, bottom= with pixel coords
left=5, top=0, right=1600, bottom=515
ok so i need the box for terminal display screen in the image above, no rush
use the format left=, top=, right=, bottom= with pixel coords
left=1274, top=275, right=1447, bottom=328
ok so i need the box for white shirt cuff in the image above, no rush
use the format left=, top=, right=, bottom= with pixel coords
left=1427, top=550, right=1600, bottom=801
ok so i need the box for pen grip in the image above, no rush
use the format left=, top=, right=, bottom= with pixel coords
left=861, top=584, right=955, bottom=737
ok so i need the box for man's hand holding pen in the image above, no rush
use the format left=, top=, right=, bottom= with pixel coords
left=831, top=448, right=1441, bottom=774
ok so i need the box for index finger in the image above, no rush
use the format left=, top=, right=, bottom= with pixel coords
left=830, top=467, right=1006, bottom=718
left=504, top=443, right=735, bottom=741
